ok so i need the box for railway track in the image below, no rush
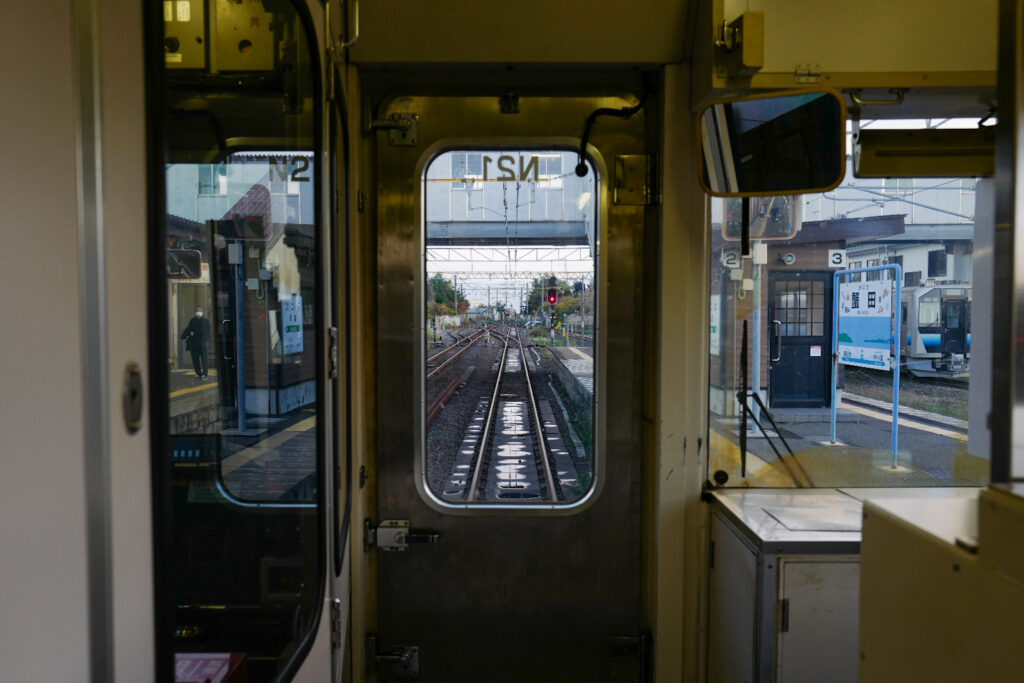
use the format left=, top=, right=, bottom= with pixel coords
left=426, top=327, right=488, bottom=379
left=919, top=376, right=970, bottom=390
left=441, top=327, right=559, bottom=502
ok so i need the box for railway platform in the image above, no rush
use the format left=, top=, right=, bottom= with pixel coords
left=548, top=345, right=594, bottom=396
left=711, top=390, right=983, bottom=488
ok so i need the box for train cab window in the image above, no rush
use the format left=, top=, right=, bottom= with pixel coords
left=155, top=0, right=323, bottom=679
left=422, top=149, right=597, bottom=506
left=709, top=120, right=985, bottom=488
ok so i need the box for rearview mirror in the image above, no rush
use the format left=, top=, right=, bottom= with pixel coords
left=699, top=89, right=846, bottom=197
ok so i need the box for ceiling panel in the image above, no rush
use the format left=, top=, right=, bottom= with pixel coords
left=349, top=0, right=690, bottom=64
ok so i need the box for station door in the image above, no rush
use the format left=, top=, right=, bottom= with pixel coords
left=371, top=93, right=647, bottom=682
left=769, top=271, right=833, bottom=408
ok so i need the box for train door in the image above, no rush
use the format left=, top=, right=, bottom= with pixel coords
left=152, top=0, right=341, bottom=680
left=369, top=93, right=647, bottom=681
left=941, top=297, right=968, bottom=354
left=768, top=271, right=833, bottom=408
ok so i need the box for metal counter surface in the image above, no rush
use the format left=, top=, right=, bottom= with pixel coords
left=711, top=487, right=982, bottom=551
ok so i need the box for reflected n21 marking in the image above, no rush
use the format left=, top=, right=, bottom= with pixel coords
left=483, top=155, right=540, bottom=182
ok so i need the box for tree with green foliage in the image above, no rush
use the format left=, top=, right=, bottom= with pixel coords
left=426, top=274, right=468, bottom=320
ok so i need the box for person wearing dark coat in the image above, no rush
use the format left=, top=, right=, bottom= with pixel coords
left=181, top=305, right=212, bottom=378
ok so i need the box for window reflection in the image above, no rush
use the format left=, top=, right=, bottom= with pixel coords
left=159, top=0, right=321, bottom=678
left=168, top=153, right=317, bottom=502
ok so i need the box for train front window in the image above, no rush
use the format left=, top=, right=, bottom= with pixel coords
left=708, top=119, right=987, bottom=488
left=422, top=149, right=598, bottom=507
left=156, top=0, right=323, bottom=679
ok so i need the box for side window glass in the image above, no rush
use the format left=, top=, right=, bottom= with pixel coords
left=423, top=150, right=597, bottom=506
left=709, top=122, right=985, bottom=488
left=159, top=0, right=322, bottom=678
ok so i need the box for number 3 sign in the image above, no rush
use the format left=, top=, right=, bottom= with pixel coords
left=828, top=250, right=847, bottom=268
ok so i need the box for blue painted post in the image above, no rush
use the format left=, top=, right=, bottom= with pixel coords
left=830, top=264, right=902, bottom=465
left=831, top=269, right=840, bottom=443
left=892, top=264, right=903, bottom=467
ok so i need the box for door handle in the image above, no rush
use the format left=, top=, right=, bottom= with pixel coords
left=771, top=320, right=782, bottom=362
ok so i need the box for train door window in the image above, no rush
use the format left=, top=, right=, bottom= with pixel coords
left=155, top=0, right=323, bottom=679
left=709, top=119, right=985, bottom=488
left=423, top=149, right=597, bottom=506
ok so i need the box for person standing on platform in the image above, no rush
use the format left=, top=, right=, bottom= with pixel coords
left=181, top=305, right=211, bottom=379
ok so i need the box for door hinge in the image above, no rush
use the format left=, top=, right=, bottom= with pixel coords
left=613, top=155, right=657, bottom=205
left=357, top=190, right=367, bottom=213
left=364, top=519, right=440, bottom=552
left=780, top=597, right=790, bottom=633
left=366, top=634, right=420, bottom=676
left=330, top=597, right=344, bottom=649
left=794, top=63, right=822, bottom=84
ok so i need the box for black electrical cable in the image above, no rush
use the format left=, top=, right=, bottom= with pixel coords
left=574, top=81, right=651, bottom=177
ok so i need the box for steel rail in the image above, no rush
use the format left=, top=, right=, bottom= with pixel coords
left=516, top=329, right=558, bottom=502
left=427, top=330, right=486, bottom=379
left=427, top=328, right=485, bottom=364
left=426, top=366, right=474, bottom=426
left=467, top=333, right=510, bottom=502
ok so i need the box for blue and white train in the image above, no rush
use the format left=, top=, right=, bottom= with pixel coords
left=901, top=284, right=971, bottom=378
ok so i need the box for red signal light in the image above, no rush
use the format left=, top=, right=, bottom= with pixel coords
left=547, top=288, right=557, bottom=305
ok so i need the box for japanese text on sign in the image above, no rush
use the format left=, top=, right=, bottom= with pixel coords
left=837, top=280, right=893, bottom=370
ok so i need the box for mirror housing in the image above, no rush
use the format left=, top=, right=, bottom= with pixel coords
left=699, top=89, right=847, bottom=197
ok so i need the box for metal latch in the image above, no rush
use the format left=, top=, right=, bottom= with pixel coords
left=364, top=519, right=440, bottom=552
left=369, top=113, right=418, bottom=146
left=366, top=634, right=419, bottom=676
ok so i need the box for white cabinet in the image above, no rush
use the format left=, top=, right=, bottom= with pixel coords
left=708, top=490, right=862, bottom=683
